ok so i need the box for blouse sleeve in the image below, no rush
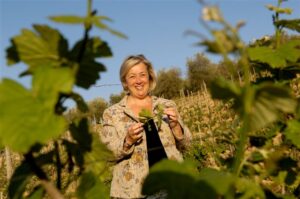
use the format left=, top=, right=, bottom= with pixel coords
left=99, top=109, right=134, bottom=161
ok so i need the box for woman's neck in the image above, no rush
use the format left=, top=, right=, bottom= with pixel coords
left=127, top=95, right=151, bottom=104
left=127, top=95, right=152, bottom=116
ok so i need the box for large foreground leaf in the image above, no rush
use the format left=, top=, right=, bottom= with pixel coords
left=70, top=37, right=112, bottom=60
left=6, top=25, right=68, bottom=70
left=0, top=66, right=74, bottom=152
left=143, top=160, right=265, bottom=199
left=248, top=40, right=300, bottom=68
left=9, top=151, right=54, bottom=199
left=142, top=160, right=218, bottom=199
left=32, top=66, right=75, bottom=107
left=249, top=83, right=296, bottom=131
left=69, top=37, right=109, bottom=89
left=210, top=78, right=296, bottom=131
left=77, top=171, right=110, bottom=199
left=0, top=79, right=65, bottom=152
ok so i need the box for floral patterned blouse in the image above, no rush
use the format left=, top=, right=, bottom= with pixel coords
left=99, top=95, right=192, bottom=198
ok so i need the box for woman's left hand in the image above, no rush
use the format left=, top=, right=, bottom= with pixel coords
left=164, top=108, right=180, bottom=129
left=164, top=107, right=184, bottom=140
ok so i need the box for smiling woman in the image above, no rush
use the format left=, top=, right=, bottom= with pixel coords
left=98, top=54, right=192, bottom=199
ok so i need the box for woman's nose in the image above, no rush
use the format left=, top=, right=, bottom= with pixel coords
left=136, top=76, right=143, bottom=83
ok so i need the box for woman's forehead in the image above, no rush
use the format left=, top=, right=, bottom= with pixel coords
left=127, top=63, right=148, bottom=74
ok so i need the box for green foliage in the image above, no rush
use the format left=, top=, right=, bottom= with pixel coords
left=27, top=187, right=44, bottom=199
left=275, top=19, right=300, bottom=33
left=64, top=97, right=108, bottom=124
left=49, top=14, right=127, bottom=39
left=139, top=104, right=165, bottom=129
left=144, top=0, right=300, bottom=198
left=6, top=24, right=114, bottom=89
left=211, top=79, right=296, bottom=131
left=138, top=108, right=153, bottom=123
left=265, top=4, right=293, bottom=15
left=285, top=120, right=300, bottom=148
left=143, top=160, right=265, bottom=199
left=1, top=0, right=123, bottom=198
left=248, top=40, right=300, bottom=68
left=6, top=25, right=68, bottom=69
left=0, top=65, right=73, bottom=152
left=109, top=91, right=126, bottom=105
left=8, top=150, right=55, bottom=199
left=152, top=68, right=183, bottom=99
left=185, top=53, right=217, bottom=92
left=77, top=171, right=110, bottom=199
left=70, top=38, right=109, bottom=89
left=87, top=97, right=108, bottom=124
left=143, top=160, right=213, bottom=199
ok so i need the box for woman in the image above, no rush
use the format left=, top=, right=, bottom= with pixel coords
left=100, top=54, right=192, bottom=199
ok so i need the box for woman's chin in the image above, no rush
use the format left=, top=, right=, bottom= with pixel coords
left=133, top=92, right=148, bottom=99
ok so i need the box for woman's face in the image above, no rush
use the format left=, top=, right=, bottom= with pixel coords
left=125, top=62, right=150, bottom=99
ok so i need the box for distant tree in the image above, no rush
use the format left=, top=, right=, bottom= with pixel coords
left=109, top=91, right=126, bottom=105
left=88, top=97, right=108, bottom=124
left=186, top=53, right=217, bottom=92
left=153, top=68, right=183, bottom=99
left=64, top=97, right=108, bottom=124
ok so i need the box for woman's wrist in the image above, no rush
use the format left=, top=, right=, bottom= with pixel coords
left=124, top=137, right=134, bottom=149
left=171, top=124, right=184, bottom=141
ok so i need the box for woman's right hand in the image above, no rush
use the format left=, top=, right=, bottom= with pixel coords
left=125, top=123, right=144, bottom=146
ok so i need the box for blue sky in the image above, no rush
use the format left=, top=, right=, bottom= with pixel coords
left=1, top=0, right=300, bottom=108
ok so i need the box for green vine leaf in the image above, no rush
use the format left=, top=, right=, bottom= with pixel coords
left=285, top=120, right=300, bottom=148
left=210, top=79, right=296, bottom=131
left=91, top=16, right=127, bottom=39
left=210, top=77, right=242, bottom=111
left=69, top=37, right=110, bottom=89
left=248, top=40, right=300, bottom=68
left=138, top=108, right=153, bottom=123
left=0, top=66, right=74, bottom=152
left=8, top=150, right=55, bottom=198
left=275, top=19, right=300, bottom=33
left=201, top=30, right=237, bottom=54
left=70, top=37, right=112, bottom=60
left=198, top=168, right=235, bottom=195
left=235, top=178, right=265, bottom=199
left=75, top=60, right=106, bottom=89
left=265, top=4, right=293, bottom=15
left=142, top=160, right=210, bottom=198
left=32, top=66, right=75, bottom=107
left=138, top=104, right=165, bottom=129
left=6, top=25, right=68, bottom=70
left=77, top=171, right=110, bottom=199
left=26, top=186, right=44, bottom=199
left=69, top=92, right=89, bottom=113
left=84, top=132, right=113, bottom=182
left=210, top=77, right=242, bottom=100
left=49, top=14, right=127, bottom=39
left=248, top=83, right=296, bottom=131
left=8, top=160, right=33, bottom=199
left=49, top=15, right=86, bottom=24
